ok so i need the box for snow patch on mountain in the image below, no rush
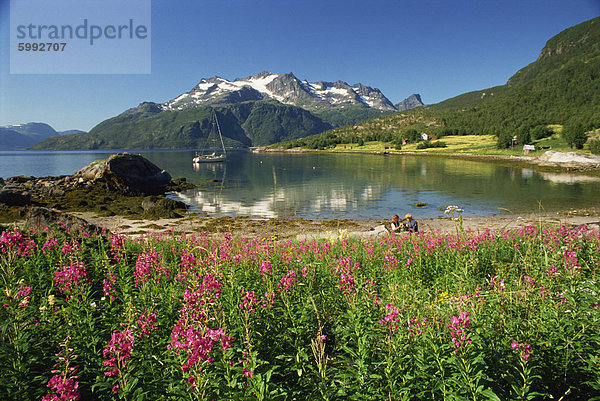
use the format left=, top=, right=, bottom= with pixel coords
left=161, top=72, right=400, bottom=111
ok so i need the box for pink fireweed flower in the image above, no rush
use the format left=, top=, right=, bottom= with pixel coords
left=135, top=310, right=158, bottom=339
left=42, top=374, right=81, bottom=401
left=301, top=266, right=308, bottom=277
left=383, top=254, right=399, bottom=270
left=109, top=233, right=127, bottom=261
left=0, top=230, right=35, bottom=257
left=261, top=291, right=275, bottom=308
left=277, top=270, right=297, bottom=293
left=242, top=368, right=253, bottom=378
left=408, top=317, right=429, bottom=338
left=363, top=280, right=382, bottom=305
left=546, top=265, right=560, bottom=277
left=42, top=238, right=59, bottom=253
left=134, top=250, right=167, bottom=287
left=240, top=291, right=257, bottom=313
left=61, top=240, right=81, bottom=255
left=338, top=271, right=356, bottom=295
left=511, top=341, right=532, bottom=361
left=180, top=275, right=222, bottom=322
left=103, top=329, right=134, bottom=376
left=259, top=260, right=272, bottom=278
left=53, top=262, right=89, bottom=296
left=169, top=323, right=233, bottom=373
left=334, top=257, right=351, bottom=274
left=562, top=249, right=580, bottom=270
left=379, top=303, right=400, bottom=332
left=103, top=274, right=117, bottom=301
left=16, top=285, right=31, bottom=308
left=446, top=311, right=472, bottom=353
left=523, top=276, right=536, bottom=285
left=178, top=248, right=198, bottom=271
left=220, top=335, right=234, bottom=351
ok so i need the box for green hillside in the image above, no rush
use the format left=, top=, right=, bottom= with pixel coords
left=32, top=101, right=332, bottom=149
left=280, top=16, right=600, bottom=150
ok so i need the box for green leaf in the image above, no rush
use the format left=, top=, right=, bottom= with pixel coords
left=480, top=388, right=501, bottom=401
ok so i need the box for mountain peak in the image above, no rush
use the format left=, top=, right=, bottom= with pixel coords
left=395, top=94, right=424, bottom=111
left=162, top=72, right=398, bottom=111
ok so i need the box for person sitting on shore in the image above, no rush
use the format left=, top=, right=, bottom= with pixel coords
left=388, top=214, right=402, bottom=234
left=403, top=213, right=419, bottom=233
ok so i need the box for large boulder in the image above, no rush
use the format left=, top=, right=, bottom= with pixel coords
left=75, top=153, right=172, bottom=194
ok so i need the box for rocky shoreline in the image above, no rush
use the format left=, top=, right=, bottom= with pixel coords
left=0, top=153, right=193, bottom=229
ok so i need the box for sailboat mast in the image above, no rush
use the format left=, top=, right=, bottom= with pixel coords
left=213, top=109, right=227, bottom=156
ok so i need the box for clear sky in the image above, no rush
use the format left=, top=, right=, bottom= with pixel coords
left=0, top=0, right=599, bottom=131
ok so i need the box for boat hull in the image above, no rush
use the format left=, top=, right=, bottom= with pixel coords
left=193, top=155, right=226, bottom=163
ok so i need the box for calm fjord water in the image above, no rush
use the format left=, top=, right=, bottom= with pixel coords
left=1, top=150, right=599, bottom=220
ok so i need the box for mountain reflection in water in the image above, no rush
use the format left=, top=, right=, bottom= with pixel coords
left=1, top=149, right=598, bottom=220
left=166, top=151, right=600, bottom=220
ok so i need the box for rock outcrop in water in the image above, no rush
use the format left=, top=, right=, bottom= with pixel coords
left=0, top=153, right=172, bottom=202
left=0, top=153, right=190, bottom=223
left=75, top=153, right=172, bottom=195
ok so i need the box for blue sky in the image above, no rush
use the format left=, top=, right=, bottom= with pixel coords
left=1, top=0, right=599, bottom=131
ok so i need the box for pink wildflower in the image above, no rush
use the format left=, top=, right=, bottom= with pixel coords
left=239, top=291, right=257, bottom=313
left=338, top=271, right=356, bottom=295
left=277, top=270, right=297, bottom=293
left=261, top=291, right=275, bottom=308
left=42, top=238, right=59, bottom=253
left=103, top=274, right=116, bottom=301
left=408, top=317, right=428, bottom=338
left=103, top=329, right=134, bottom=377
left=134, top=250, right=167, bottom=287
left=446, top=311, right=472, bottom=353
left=378, top=303, right=400, bottom=332
left=259, top=260, right=272, bottom=278
left=42, top=374, right=81, bottom=401
left=135, top=310, right=158, bottom=339
left=546, top=266, right=560, bottom=277
left=490, top=276, right=505, bottom=291
left=0, top=230, right=35, bottom=257
left=511, top=341, right=532, bottom=361
left=109, top=233, right=127, bottom=261
left=54, top=262, right=89, bottom=296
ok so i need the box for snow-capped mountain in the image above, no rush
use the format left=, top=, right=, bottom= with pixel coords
left=162, top=71, right=398, bottom=111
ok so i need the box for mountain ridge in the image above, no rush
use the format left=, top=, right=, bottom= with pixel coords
left=32, top=72, right=423, bottom=149
left=0, top=122, right=84, bottom=150
left=161, top=71, right=399, bottom=111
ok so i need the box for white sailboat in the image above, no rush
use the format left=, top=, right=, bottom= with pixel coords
left=193, top=109, right=227, bottom=163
